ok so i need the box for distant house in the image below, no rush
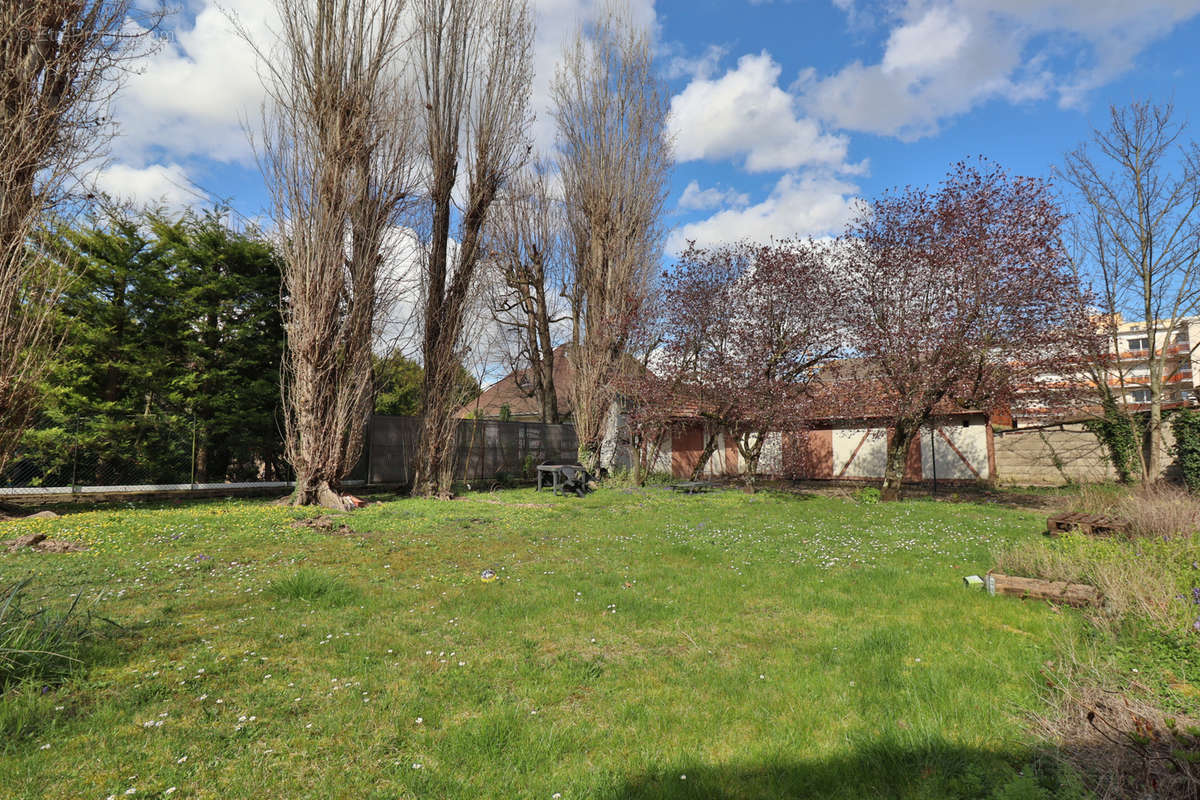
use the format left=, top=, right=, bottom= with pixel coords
left=455, top=344, right=577, bottom=422
left=455, top=345, right=659, bottom=471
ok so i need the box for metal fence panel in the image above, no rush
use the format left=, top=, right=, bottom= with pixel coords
left=366, top=416, right=578, bottom=486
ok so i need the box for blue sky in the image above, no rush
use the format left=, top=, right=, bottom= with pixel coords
left=102, top=0, right=1200, bottom=254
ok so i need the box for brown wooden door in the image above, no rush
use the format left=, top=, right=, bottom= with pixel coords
left=671, top=424, right=703, bottom=478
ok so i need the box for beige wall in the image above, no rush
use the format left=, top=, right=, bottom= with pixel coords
left=994, top=423, right=1176, bottom=486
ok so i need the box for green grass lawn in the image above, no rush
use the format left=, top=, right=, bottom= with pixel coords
left=0, top=488, right=1091, bottom=799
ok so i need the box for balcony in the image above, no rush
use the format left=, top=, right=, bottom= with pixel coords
left=1117, top=342, right=1192, bottom=359
left=1107, top=370, right=1193, bottom=387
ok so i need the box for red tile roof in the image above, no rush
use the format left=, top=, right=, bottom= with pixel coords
left=455, top=345, right=577, bottom=420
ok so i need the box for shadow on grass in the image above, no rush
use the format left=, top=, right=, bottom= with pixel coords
left=605, top=738, right=1094, bottom=800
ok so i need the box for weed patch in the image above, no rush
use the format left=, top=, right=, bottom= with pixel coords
left=268, top=568, right=360, bottom=607
left=0, top=578, right=110, bottom=694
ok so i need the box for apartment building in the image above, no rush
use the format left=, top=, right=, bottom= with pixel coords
left=1108, top=314, right=1198, bottom=407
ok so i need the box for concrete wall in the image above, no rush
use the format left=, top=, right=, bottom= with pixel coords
left=993, top=423, right=1178, bottom=486
left=994, top=424, right=1113, bottom=486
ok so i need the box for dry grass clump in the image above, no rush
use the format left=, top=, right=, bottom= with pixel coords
left=994, top=534, right=1190, bottom=632
left=995, top=483, right=1200, bottom=632
left=1001, top=484, right=1200, bottom=798
left=1034, top=643, right=1200, bottom=800
left=1074, top=483, right=1200, bottom=539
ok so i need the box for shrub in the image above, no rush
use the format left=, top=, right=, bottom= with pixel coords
left=1172, top=409, right=1200, bottom=493
left=854, top=486, right=881, bottom=504
left=268, top=569, right=359, bottom=607
left=1075, top=483, right=1200, bottom=539
left=0, top=578, right=106, bottom=694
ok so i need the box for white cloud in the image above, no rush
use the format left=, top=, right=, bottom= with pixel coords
left=662, top=42, right=727, bottom=81
left=677, top=180, right=749, bottom=211
left=805, top=0, right=1200, bottom=140
left=880, top=7, right=970, bottom=75
left=667, top=172, right=860, bottom=252
left=91, top=163, right=197, bottom=210
left=106, top=0, right=659, bottom=193
left=669, top=52, right=853, bottom=172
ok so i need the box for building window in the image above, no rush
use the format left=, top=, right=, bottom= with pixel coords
left=1131, top=389, right=1152, bottom=403
left=1128, top=338, right=1149, bottom=351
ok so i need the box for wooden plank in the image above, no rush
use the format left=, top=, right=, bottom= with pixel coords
left=985, top=571, right=1102, bottom=607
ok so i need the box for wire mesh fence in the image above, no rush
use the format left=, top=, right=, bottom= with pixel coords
left=1, top=412, right=292, bottom=491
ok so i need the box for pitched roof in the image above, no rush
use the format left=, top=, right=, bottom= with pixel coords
left=660, top=357, right=988, bottom=424
left=455, top=344, right=577, bottom=420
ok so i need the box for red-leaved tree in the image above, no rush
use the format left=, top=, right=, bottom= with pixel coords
left=837, top=159, right=1097, bottom=500
left=653, top=239, right=843, bottom=489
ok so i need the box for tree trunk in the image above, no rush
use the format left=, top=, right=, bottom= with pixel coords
left=413, top=397, right=456, bottom=499
left=1146, top=364, right=1163, bottom=482
left=537, top=310, right=559, bottom=423
left=738, top=430, right=765, bottom=492
left=881, top=423, right=917, bottom=502
left=689, top=427, right=720, bottom=481
left=633, top=429, right=668, bottom=486
left=292, top=477, right=353, bottom=510
left=195, top=441, right=208, bottom=484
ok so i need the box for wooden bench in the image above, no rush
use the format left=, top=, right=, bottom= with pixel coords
left=1045, top=512, right=1130, bottom=537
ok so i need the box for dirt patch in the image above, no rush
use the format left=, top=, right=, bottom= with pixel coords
left=775, top=480, right=1066, bottom=512
left=0, top=510, right=62, bottom=523
left=3, top=531, right=87, bottom=553
left=291, top=514, right=352, bottom=535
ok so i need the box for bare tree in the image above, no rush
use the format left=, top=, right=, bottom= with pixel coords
left=552, top=5, right=671, bottom=471
left=0, top=1, right=158, bottom=484
left=1061, top=101, right=1200, bottom=481
left=410, top=0, right=534, bottom=498
left=253, top=0, right=417, bottom=508
left=482, top=162, right=568, bottom=423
